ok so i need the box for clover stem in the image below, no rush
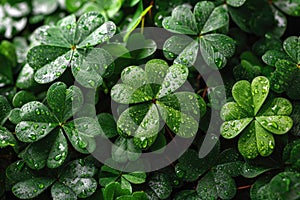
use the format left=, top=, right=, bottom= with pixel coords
left=71, top=45, right=76, bottom=50
left=152, top=98, right=157, bottom=104
left=237, top=185, right=252, bottom=190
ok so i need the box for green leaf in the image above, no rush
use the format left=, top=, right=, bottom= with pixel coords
left=0, top=40, right=17, bottom=67
left=220, top=102, right=249, bottom=121
left=63, top=122, right=96, bottom=154
left=12, top=177, right=55, bottom=199
left=103, top=182, right=131, bottom=200
left=148, top=173, right=172, bottom=199
left=283, top=36, right=299, bottom=63
left=262, top=50, right=290, bottom=67
left=270, top=59, right=297, bottom=93
left=57, top=158, right=97, bottom=198
left=97, top=113, right=118, bottom=138
left=16, top=101, right=58, bottom=143
left=51, top=182, right=77, bottom=200
left=47, top=82, right=83, bottom=122
left=194, top=1, right=215, bottom=31
left=27, top=12, right=116, bottom=84
left=269, top=172, right=300, bottom=199
left=47, top=129, right=68, bottom=168
left=174, top=190, right=199, bottom=200
left=174, top=39, right=199, bottom=68
left=227, top=0, right=246, bottom=7
left=163, top=35, right=193, bottom=60
left=12, top=91, right=36, bottom=108
left=126, top=33, right=157, bottom=59
left=122, top=172, right=146, bottom=184
left=238, top=121, right=259, bottom=159
left=99, top=165, right=120, bottom=187
left=0, top=95, right=12, bottom=125
left=232, top=80, right=253, bottom=115
left=175, top=149, right=212, bottom=181
left=6, top=161, right=35, bottom=183
left=16, top=64, right=35, bottom=89
left=221, top=118, right=253, bottom=139
left=256, top=116, right=293, bottom=135
left=241, top=162, right=273, bottom=178
left=251, top=76, right=270, bottom=115
left=162, top=5, right=198, bottom=35
left=197, top=169, right=236, bottom=200
left=112, top=137, right=141, bottom=163
left=117, top=103, right=159, bottom=141
left=202, top=34, right=235, bottom=58
left=273, top=0, right=300, bottom=16
left=0, top=126, right=16, bottom=148
left=201, top=5, right=229, bottom=34
left=156, top=64, right=189, bottom=98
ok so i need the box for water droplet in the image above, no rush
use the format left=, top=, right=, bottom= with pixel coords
left=78, top=140, right=87, bottom=149
left=38, top=184, right=44, bottom=189
left=88, top=80, right=95, bottom=87
left=35, top=109, right=41, bottom=115
left=29, top=134, right=36, bottom=141
left=33, top=189, right=37, bottom=193
left=214, top=58, right=223, bottom=68
left=54, top=154, right=62, bottom=161
left=176, top=168, right=185, bottom=178
left=66, top=24, right=71, bottom=30
left=55, top=72, right=61, bottom=77
left=34, top=124, right=39, bottom=129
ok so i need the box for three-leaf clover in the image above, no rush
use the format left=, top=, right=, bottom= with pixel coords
left=111, top=59, right=206, bottom=149
left=27, top=12, right=116, bottom=88
left=15, top=82, right=102, bottom=169
left=162, top=1, right=235, bottom=69
left=262, top=36, right=300, bottom=100
left=220, top=76, right=293, bottom=159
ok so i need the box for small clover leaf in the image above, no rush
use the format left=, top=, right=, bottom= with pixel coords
left=0, top=95, right=12, bottom=125
left=99, top=165, right=146, bottom=193
left=220, top=76, right=293, bottom=159
left=111, top=59, right=206, bottom=150
left=262, top=36, right=300, bottom=99
left=27, top=12, right=116, bottom=87
left=162, top=1, right=235, bottom=69
left=15, top=82, right=102, bottom=169
left=0, top=126, right=17, bottom=148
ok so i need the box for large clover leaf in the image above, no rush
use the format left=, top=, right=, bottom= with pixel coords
left=162, top=1, right=235, bottom=69
left=111, top=59, right=206, bottom=149
left=262, top=36, right=300, bottom=99
left=8, top=157, right=98, bottom=199
left=27, top=12, right=116, bottom=88
left=220, top=76, right=293, bottom=159
left=15, top=82, right=102, bottom=169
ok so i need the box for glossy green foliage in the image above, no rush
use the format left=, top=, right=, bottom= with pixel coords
left=111, top=59, right=206, bottom=150
left=262, top=36, right=300, bottom=99
left=162, top=1, right=236, bottom=69
left=0, top=1, right=299, bottom=200
left=27, top=12, right=116, bottom=87
left=220, top=76, right=293, bottom=158
left=15, top=82, right=102, bottom=169
left=8, top=157, right=98, bottom=199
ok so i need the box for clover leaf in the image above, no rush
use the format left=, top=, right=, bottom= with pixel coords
left=162, top=1, right=235, bottom=69
left=251, top=172, right=300, bottom=200
left=9, top=157, right=98, bottom=199
left=27, top=12, right=116, bottom=87
left=99, top=165, right=146, bottom=193
left=262, top=36, right=300, bottom=99
left=111, top=59, right=206, bottom=149
left=220, top=76, right=293, bottom=159
left=15, top=82, right=102, bottom=169
left=0, top=126, right=17, bottom=148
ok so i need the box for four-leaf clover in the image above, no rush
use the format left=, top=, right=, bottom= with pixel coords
left=220, top=76, right=293, bottom=159
left=162, top=1, right=235, bottom=69
left=111, top=59, right=206, bottom=149
left=27, top=12, right=116, bottom=88
left=15, top=82, right=102, bottom=169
